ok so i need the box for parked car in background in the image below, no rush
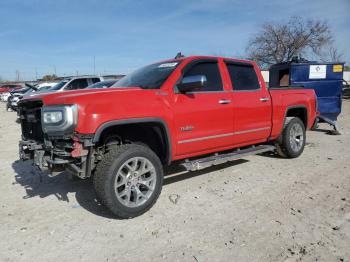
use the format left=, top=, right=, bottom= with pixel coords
left=343, top=79, right=350, bottom=97
left=6, top=85, right=38, bottom=111
left=86, top=80, right=118, bottom=89
left=0, top=84, right=22, bottom=93
left=1, top=92, right=13, bottom=102
left=36, top=76, right=105, bottom=94
left=1, top=82, right=57, bottom=102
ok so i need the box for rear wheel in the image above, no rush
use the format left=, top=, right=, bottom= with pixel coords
left=277, top=117, right=306, bottom=158
left=93, top=144, right=163, bottom=218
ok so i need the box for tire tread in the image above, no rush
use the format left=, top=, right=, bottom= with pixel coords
left=93, top=144, right=163, bottom=219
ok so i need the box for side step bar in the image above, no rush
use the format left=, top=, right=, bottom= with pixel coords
left=180, top=145, right=276, bottom=171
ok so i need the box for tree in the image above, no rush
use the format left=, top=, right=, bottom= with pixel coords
left=42, top=74, right=58, bottom=81
left=320, top=44, right=344, bottom=62
left=246, top=16, right=336, bottom=67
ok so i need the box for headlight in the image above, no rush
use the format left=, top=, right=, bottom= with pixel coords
left=12, top=96, right=19, bottom=102
left=41, top=105, right=78, bottom=134
left=43, top=111, right=63, bottom=124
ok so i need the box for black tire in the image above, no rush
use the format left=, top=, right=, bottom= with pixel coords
left=6, top=103, right=12, bottom=112
left=93, top=144, right=163, bottom=219
left=277, top=117, right=306, bottom=158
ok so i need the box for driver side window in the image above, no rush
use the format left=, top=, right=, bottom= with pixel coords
left=183, top=62, right=223, bottom=92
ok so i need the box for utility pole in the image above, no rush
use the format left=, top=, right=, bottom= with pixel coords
left=53, top=65, right=57, bottom=76
left=35, top=68, right=38, bottom=80
left=15, top=70, right=20, bottom=81
left=93, top=56, right=96, bottom=75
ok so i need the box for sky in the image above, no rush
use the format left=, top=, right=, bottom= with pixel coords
left=0, top=0, right=349, bottom=80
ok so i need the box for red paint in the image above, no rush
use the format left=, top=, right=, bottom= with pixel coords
left=71, top=141, right=88, bottom=157
left=0, top=85, right=22, bottom=93
left=22, top=56, right=317, bottom=162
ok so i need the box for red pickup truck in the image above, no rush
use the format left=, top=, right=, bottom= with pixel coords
left=18, top=56, right=317, bottom=218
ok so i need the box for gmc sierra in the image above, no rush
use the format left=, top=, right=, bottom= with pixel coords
left=18, top=56, right=317, bottom=218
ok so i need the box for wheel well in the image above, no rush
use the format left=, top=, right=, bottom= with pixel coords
left=97, top=122, right=170, bottom=164
left=286, top=107, right=307, bottom=127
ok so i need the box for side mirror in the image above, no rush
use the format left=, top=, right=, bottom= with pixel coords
left=177, top=75, right=207, bottom=93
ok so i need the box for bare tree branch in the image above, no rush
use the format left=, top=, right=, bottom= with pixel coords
left=246, top=16, right=334, bottom=67
left=320, top=44, right=344, bottom=62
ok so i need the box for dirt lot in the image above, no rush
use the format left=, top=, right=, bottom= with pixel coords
left=0, top=101, right=349, bottom=262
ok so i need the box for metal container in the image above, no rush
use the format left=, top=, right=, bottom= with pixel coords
left=270, top=60, right=344, bottom=131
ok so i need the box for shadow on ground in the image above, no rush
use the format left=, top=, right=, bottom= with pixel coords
left=12, top=160, right=115, bottom=218
left=12, top=158, right=248, bottom=218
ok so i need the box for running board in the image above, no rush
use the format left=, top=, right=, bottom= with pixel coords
left=180, top=145, right=276, bottom=171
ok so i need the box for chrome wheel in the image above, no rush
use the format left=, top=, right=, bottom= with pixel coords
left=114, top=157, right=157, bottom=208
left=289, top=122, right=304, bottom=152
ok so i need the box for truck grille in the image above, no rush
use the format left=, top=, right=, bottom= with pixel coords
left=19, top=100, right=44, bottom=141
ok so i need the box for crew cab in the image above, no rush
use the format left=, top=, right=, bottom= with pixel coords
left=18, top=56, right=317, bottom=218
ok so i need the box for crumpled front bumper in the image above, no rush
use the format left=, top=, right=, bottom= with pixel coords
left=19, top=138, right=92, bottom=177
left=19, top=140, right=71, bottom=173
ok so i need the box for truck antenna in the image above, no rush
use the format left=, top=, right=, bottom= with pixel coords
left=175, top=52, right=185, bottom=59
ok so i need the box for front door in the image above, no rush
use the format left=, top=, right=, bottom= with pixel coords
left=172, top=60, right=234, bottom=157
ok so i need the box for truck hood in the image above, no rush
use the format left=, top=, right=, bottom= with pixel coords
left=19, top=86, right=169, bottom=134
left=22, top=87, right=142, bottom=105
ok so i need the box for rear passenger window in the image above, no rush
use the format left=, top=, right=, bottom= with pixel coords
left=226, top=63, right=260, bottom=91
left=183, top=62, right=223, bottom=92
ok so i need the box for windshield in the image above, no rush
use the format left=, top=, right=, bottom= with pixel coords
left=113, top=61, right=180, bottom=89
left=49, top=80, right=69, bottom=91
left=24, top=88, right=35, bottom=94
left=11, top=87, right=30, bottom=94
left=39, top=86, right=53, bottom=91
left=87, top=80, right=117, bottom=89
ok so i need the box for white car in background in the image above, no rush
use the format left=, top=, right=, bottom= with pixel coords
left=1, top=92, right=13, bottom=102
left=0, top=82, right=57, bottom=102
left=39, top=76, right=105, bottom=93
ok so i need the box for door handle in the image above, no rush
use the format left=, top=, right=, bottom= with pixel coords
left=260, top=97, right=270, bottom=102
left=219, top=99, right=231, bottom=104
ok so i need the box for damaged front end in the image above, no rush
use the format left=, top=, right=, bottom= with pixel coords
left=18, top=100, right=95, bottom=178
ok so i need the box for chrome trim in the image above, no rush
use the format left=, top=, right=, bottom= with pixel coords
left=178, top=127, right=270, bottom=144
left=233, top=126, right=270, bottom=135
left=260, top=97, right=270, bottom=102
left=218, top=99, right=231, bottom=104
left=178, top=132, right=234, bottom=144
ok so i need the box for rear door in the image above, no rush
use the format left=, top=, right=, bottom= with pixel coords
left=172, top=59, right=234, bottom=157
left=225, top=61, right=272, bottom=145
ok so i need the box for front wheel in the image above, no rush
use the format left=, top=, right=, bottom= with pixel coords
left=276, top=117, right=306, bottom=158
left=93, top=144, right=163, bottom=219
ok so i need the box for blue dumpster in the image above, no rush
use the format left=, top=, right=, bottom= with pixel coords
left=270, top=60, right=344, bottom=131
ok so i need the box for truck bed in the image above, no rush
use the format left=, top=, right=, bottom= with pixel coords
left=269, top=88, right=317, bottom=140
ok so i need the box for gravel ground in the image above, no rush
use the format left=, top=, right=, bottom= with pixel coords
left=0, top=101, right=349, bottom=262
